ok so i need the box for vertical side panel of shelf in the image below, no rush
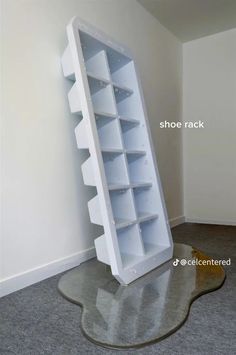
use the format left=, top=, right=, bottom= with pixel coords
left=66, top=19, right=124, bottom=278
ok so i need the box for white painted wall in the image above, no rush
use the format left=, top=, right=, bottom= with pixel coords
left=183, top=29, right=236, bottom=224
left=0, top=0, right=183, bottom=294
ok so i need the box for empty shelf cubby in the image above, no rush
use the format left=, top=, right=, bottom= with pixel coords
left=139, top=219, right=165, bottom=254
left=96, top=116, right=122, bottom=151
left=109, top=189, right=136, bottom=229
left=117, top=225, right=145, bottom=268
left=61, top=17, right=173, bottom=285
left=85, top=50, right=110, bottom=81
left=120, top=120, right=145, bottom=151
left=133, top=186, right=157, bottom=218
left=113, top=84, right=133, bottom=103
left=102, top=152, right=129, bottom=187
left=91, top=85, right=116, bottom=115
left=127, top=153, right=151, bottom=184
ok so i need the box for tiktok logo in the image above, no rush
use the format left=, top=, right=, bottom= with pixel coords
left=173, top=258, right=179, bottom=266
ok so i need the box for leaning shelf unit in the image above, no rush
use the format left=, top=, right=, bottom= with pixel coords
left=61, top=17, right=173, bottom=285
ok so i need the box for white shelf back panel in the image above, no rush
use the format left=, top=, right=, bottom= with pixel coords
left=61, top=17, right=173, bottom=284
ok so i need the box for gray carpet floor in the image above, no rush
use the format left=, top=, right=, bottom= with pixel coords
left=0, top=223, right=235, bottom=355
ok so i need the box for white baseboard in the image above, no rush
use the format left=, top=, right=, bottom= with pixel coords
left=0, top=247, right=96, bottom=298
left=169, top=215, right=185, bottom=228
left=185, top=217, right=236, bottom=226
left=0, top=215, right=187, bottom=298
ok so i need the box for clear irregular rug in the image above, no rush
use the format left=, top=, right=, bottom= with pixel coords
left=58, top=243, right=225, bottom=349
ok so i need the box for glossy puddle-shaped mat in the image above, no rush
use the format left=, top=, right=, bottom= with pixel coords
left=58, top=243, right=225, bottom=349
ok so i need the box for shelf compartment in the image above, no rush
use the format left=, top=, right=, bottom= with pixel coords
left=85, top=50, right=110, bottom=81
left=80, top=30, right=132, bottom=74
left=106, top=51, right=132, bottom=74
left=113, top=84, right=133, bottom=103
left=91, top=84, right=116, bottom=115
left=110, top=60, right=133, bottom=89
left=87, top=74, right=110, bottom=95
left=96, top=116, right=122, bottom=150
left=139, top=219, right=165, bottom=253
left=133, top=186, right=156, bottom=217
left=127, top=153, right=151, bottom=183
left=120, top=120, right=145, bottom=151
left=110, top=189, right=136, bottom=228
left=102, top=151, right=129, bottom=185
left=116, top=93, right=142, bottom=118
left=117, top=225, right=145, bottom=268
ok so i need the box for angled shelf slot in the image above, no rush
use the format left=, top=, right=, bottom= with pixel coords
left=113, top=84, right=133, bottom=103
left=106, top=51, right=132, bottom=75
left=85, top=50, right=110, bottom=81
left=133, top=186, right=157, bottom=218
left=127, top=153, right=152, bottom=184
left=110, top=60, right=134, bottom=88
left=102, top=151, right=129, bottom=186
left=120, top=120, right=145, bottom=151
left=109, top=189, right=136, bottom=228
left=96, top=116, right=122, bottom=150
left=91, top=84, right=116, bottom=115
left=139, top=219, right=167, bottom=254
left=80, top=30, right=131, bottom=71
left=116, top=93, right=141, bottom=118
left=117, top=225, right=145, bottom=268
left=87, top=74, right=110, bottom=95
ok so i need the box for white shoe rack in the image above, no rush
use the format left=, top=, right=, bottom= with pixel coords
left=61, top=17, right=173, bottom=285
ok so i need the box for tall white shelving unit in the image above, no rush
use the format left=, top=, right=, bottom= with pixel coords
left=61, top=17, right=173, bottom=285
